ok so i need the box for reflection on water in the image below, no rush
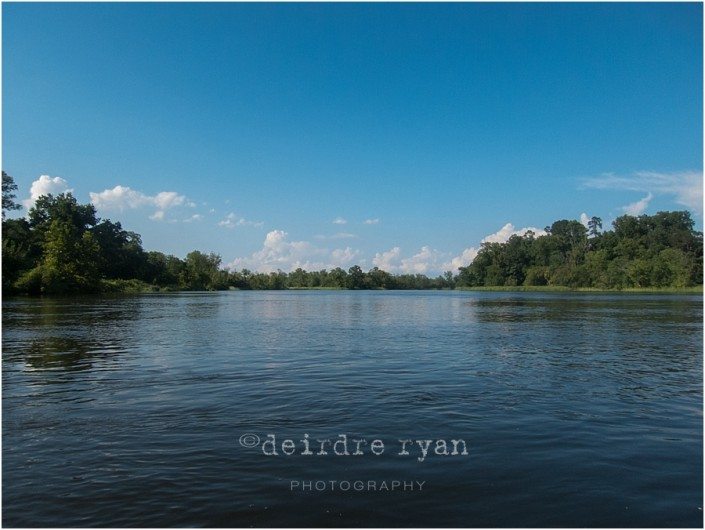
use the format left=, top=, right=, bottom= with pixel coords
left=3, top=296, right=144, bottom=373
left=2, top=291, right=703, bottom=527
left=23, top=336, right=125, bottom=372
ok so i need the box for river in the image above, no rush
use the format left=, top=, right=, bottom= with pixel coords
left=2, top=291, right=702, bottom=526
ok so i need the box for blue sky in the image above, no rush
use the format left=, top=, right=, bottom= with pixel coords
left=3, top=2, right=702, bottom=274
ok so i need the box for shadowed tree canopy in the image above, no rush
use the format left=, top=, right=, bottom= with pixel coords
left=28, top=193, right=97, bottom=234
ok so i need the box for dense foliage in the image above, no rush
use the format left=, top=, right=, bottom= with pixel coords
left=1, top=172, right=702, bottom=294
left=457, top=214, right=703, bottom=289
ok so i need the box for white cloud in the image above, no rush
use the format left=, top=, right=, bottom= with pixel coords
left=400, top=246, right=446, bottom=274
left=227, top=230, right=360, bottom=272
left=372, top=246, right=448, bottom=274
left=582, top=170, right=703, bottom=214
left=621, top=192, right=653, bottom=216
left=218, top=213, right=238, bottom=229
left=363, top=218, right=380, bottom=225
left=238, top=219, right=264, bottom=228
left=90, top=185, right=152, bottom=210
left=372, top=247, right=402, bottom=271
left=227, top=221, right=552, bottom=276
left=153, top=191, right=186, bottom=210
left=443, top=247, right=480, bottom=271
left=332, top=217, right=347, bottom=225
left=330, top=247, right=361, bottom=267
left=23, top=175, right=73, bottom=208
left=580, top=213, right=590, bottom=228
left=314, top=232, right=358, bottom=240
left=89, top=185, right=190, bottom=221
left=218, top=212, right=263, bottom=229
left=184, top=214, right=203, bottom=223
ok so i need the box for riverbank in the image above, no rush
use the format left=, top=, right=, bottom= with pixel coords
left=85, top=281, right=705, bottom=295
left=456, top=285, right=703, bottom=293
left=5, top=278, right=701, bottom=296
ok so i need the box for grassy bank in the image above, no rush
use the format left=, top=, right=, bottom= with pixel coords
left=9, top=280, right=701, bottom=296
left=100, top=279, right=176, bottom=293
left=284, top=286, right=346, bottom=290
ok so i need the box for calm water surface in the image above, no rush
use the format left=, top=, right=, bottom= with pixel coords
left=2, top=291, right=703, bottom=527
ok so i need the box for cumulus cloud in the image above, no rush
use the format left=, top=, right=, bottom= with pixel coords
left=372, top=247, right=402, bottom=272
left=218, top=212, right=263, bottom=229
left=580, top=213, right=590, bottom=227
left=90, top=185, right=152, bottom=210
left=363, top=218, right=380, bottom=225
left=184, top=214, right=203, bottom=223
left=153, top=191, right=187, bottom=210
left=23, top=175, right=73, bottom=208
left=227, top=219, right=551, bottom=275
left=332, top=217, right=347, bottom=225
left=89, top=185, right=190, bottom=221
left=330, top=247, right=361, bottom=267
left=582, top=170, right=702, bottom=214
left=227, top=230, right=360, bottom=272
left=443, top=247, right=480, bottom=271
left=373, top=246, right=448, bottom=274
left=399, top=246, right=446, bottom=274
left=621, top=192, right=653, bottom=216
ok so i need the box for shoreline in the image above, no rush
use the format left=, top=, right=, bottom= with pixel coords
left=4, top=284, right=702, bottom=297
left=455, top=285, right=703, bottom=293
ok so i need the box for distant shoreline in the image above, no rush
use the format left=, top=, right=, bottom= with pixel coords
left=5, top=283, right=702, bottom=297
left=284, top=285, right=703, bottom=293
left=455, top=285, right=703, bottom=293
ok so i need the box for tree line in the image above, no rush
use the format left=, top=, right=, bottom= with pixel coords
left=2, top=171, right=702, bottom=295
left=457, top=214, right=702, bottom=289
left=1, top=172, right=454, bottom=294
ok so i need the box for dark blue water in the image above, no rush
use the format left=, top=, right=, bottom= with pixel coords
left=2, top=291, right=702, bottom=527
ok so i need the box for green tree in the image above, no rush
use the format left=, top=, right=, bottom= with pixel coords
left=91, top=219, right=147, bottom=279
left=523, top=266, right=549, bottom=286
left=182, top=251, right=225, bottom=290
left=347, top=265, right=365, bottom=289
left=2, top=218, right=33, bottom=292
left=2, top=171, right=22, bottom=219
left=36, top=219, right=102, bottom=294
left=29, top=193, right=98, bottom=243
left=288, top=268, right=309, bottom=288
left=587, top=216, right=602, bottom=237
